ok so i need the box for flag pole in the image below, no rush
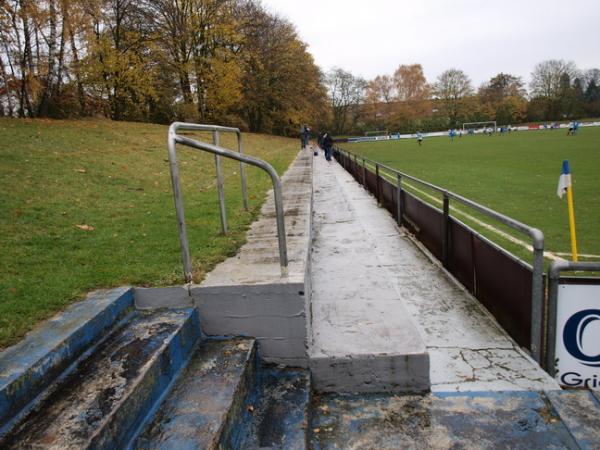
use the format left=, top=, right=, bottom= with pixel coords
left=559, top=159, right=579, bottom=261
left=566, top=179, right=578, bottom=261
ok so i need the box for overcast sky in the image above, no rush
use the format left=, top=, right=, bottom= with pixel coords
left=261, top=0, right=600, bottom=88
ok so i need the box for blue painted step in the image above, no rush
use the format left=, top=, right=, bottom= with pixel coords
left=0, top=308, right=200, bottom=449
left=230, top=365, right=311, bottom=450
left=0, top=287, right=134, bottom=437
left=136, top=337, right=256, bottom=449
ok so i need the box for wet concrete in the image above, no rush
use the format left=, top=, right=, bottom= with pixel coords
left=200, top=150, right=313, bottom=286
left=310, top=153, right=429, bottom=393
left=230, top=365, right=310, bottom=449
left=0, top=309, right=198, bottom=449
left=136, top=337, right=256, bottom=450
left=545, top=390, right=600, bottom=449
left=192, top=150, right=314, bottom=366
left=310, top=391, right=581, bottom=449
left=316, top=154, right=558, bottom=392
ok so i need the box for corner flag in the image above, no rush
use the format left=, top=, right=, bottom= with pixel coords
left=557, top=160, right=578, bottom=261
left=556, top=160, right=571, bottom=199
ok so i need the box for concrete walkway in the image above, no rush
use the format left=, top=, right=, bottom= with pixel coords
left=309, top=151, right=558, bottom=392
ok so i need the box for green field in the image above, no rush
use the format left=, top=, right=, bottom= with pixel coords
left=340, top=127, right=600, bottom=262
left=0, top=118, right=298, bottom=348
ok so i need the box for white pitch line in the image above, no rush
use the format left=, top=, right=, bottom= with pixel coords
left=361, top=161, right=565, bottom=262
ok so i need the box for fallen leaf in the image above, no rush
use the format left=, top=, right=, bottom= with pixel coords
left=75, top=224, right=95, bottom=231
left=75, top=168, right=87, bottom=173
left=313, top=428, right=320, bottom=433
left=247, top=405, right=254, bottom=413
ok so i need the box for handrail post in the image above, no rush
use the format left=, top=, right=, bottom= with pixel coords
left=171, top=128, right=288, bottom=278
left=362, top=158, right=367, bottom=188
left=396, top=173, right=403, bottom=225
left=237, top=132, right=248, bottom=210
left=530, top=229, right=544, bottom=364
left=213, top=130, right=228, bottom=234
left=167, top=129, right=193, bottom=283
left=442, top=192, right=450, bottom=267
left=375, top=163, right=381, bottom=204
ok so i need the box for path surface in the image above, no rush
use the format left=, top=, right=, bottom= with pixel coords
left=310, top=151, right=558, bottom=392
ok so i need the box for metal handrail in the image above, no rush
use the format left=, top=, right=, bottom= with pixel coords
left=172, top=122, right=248, bottom=234
left=335, top=146, right=546, bottom=363
left=545, top=261, right=600, bottom=374
left=168, top=123, right=288, bottom=282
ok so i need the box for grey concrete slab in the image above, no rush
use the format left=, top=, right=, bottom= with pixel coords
left=309, top=154, right=429, bottom=393
left=191, top=283, right=308, bottom=367
left=327, top=156, right=559, bottom=392
left=134, top=286, right=192, bottom=309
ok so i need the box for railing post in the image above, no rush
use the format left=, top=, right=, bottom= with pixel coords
left=530, top=230, right=545, bottom=364
left=238, top=133, right=248, bottom=210
left=396, top=173, right=403, bottom=225
left=362, top=158, right=367, bottom=188
left=442, top=192, right=450, bottom=267
left=375, top=163, right=380, bottom=204
left=213, top=130, right=228, bottom=234
left=167, top=128, right=193, bottom=283
left=545, top=263, right=562, bottom=375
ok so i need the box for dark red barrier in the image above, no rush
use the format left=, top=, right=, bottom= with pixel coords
left=448, top=219, right=475, bottom=293
left=473, top=236, right=533, bottom=348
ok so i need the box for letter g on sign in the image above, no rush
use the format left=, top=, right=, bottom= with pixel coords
left=563, top=309, right=600, bottom=367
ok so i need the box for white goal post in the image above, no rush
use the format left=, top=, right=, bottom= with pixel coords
left=462, top=121, right=497, bottom=133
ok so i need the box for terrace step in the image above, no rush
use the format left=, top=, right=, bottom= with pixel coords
left=0, top=308, right=200, bottom=449
left=135, top=337, right=256, bottom=449
left=310, top=390, right=598, bottom=449
left=0, top=287, right=134, bottom=437
left=229, top=366, right=311, bottom=450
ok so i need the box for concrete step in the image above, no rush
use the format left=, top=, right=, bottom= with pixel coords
left=136, top=337, right=256, bottom=449
left=228, top=366, right=311, bottom=450
left=0, top=308, right=200, bottom=449
left=0, top=288, right=134, bottom=437
left=310, top=390, right=600, bottom=449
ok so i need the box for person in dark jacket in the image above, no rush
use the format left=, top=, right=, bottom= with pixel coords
left=322, top=132, right=333, bottom=161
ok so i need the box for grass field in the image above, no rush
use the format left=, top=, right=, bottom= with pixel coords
left=340, top=127, right=600, bottom=262
left=0, top=118, right=298, bottom=348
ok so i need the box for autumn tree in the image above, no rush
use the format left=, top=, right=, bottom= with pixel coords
left=325, top=68, right=366, bottom=134
left=433, top=68, right=473, bottom=127
left=236, top=1, right=327, bottom=134
left=479, top=73, right=527, bottom=124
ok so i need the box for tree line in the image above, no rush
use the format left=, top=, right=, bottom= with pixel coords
left=1, top=2, right=599, bottom=137
left=326, top=61, right=600, bottom=135
left=0, top=0, right=328, bottom=135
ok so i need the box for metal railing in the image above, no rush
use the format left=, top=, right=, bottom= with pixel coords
left=335, top=146, right=546, bottom=363
left=545, top=261, right=600, bottom=374
left=168, top=122, right=288, bottom=282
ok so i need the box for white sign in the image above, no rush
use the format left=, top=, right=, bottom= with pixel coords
left=555, top=284, right=600, bottom=389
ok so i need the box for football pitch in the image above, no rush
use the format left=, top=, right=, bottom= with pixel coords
left=339, top=127, right=600, bottom=263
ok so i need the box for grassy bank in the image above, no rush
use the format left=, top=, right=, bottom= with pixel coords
left=0, top=118, right=298, bottom=348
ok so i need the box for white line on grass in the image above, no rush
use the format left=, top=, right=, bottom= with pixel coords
left=362, top=161, right=566, bottom=262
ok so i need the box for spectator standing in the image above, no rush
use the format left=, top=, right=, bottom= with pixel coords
left=322, top=132, right=334, bottom=162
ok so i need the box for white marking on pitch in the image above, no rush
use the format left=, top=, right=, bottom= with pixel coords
left=367, top=163, right=566, bottom=263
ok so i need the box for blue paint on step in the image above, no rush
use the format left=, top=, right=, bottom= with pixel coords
left=0, top=287, right=134, bottom=436
left=0, top=308, right=200, bottom=449
left=230, top=364, right=310, bottom=450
